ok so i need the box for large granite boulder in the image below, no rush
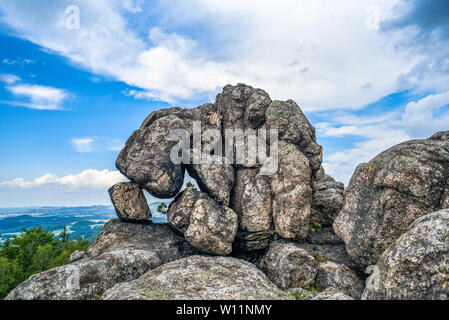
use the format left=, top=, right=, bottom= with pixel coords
left=116, top=103, right=221, bottom=199
left=270, top=141, right=313, bottom=240
left=101, top=256, right=291, bottom=300
left=5, top=220, right=195, bottom=300
left=334, top=132, right=449, bottom=268
left=230, top=168, right=274, bottom=251
left=167, top=188, right=238, bottom=255
left=116, top=115, right=186, bottom=198
left=259, top=240, right=318, bottom=290
left=363, top=210, right=449, bottom=300
left=108, top=182, right=151, bottom=221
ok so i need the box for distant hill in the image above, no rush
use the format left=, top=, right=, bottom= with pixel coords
left=0, top=204, right=168, bottom=244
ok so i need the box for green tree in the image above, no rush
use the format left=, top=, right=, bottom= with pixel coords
left=186, top=181, right=194, bottom=188
left=0, top=228, right=90, bottom=299
left=157, top=202, right=168, bottom=215
left=0, top=257, right=22, bottom=299
left=60, top=227, right=69, bottom=244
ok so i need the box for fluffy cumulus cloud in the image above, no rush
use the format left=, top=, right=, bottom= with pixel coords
left=0, top=0, right=448, bottom=185
left=5, top=84, right=68, bottom=110
left=0, top=0, right=427, bottom=110
left=0, top=169, right=126, bottom=190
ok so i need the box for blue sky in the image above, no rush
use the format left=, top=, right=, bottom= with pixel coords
left=0, top=0, right=448, bottom=207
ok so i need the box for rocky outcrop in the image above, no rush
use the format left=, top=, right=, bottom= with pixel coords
left=363, top=210, right=449, bottom=300
left=6, top=220, right=196, bottom=300
left=259, top=240, right=318, bottom=290
left=12, top=84, right=449, bottom=301
left=230, top=168, right=274, bottom=251
left=116, top=84, right=323, bottom=252
left=108, top=182, right=151, bottom=221
left=101, top=256, right=291, bottom=300
left=334, top=132, right=449, bottom=268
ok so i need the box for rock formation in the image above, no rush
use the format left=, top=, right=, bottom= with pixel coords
left=6, top=84, right=449, bottom=301
left=334, top=132, right=449, bottom=268
left=362, top=210, right=449, bottom=300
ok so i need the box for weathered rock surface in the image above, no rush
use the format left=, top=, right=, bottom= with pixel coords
left=293, top=242, right=359, bottom=271
left=311, top=288, right=354, bottom=300
left=363, top=210, right=449, bottom=300
left=6, top=249, right=163, bottom=300
left=167, top=188, right=238, bottom=255
left=310, top=173, right=344, bottom=226
left=6, top=220, right=195, bottom=300
left=265, top=99, right=322, bottom=172
left=216, top=84, right=272, bottom=132
left=116, top=115, right=186, bottom=198
left=231, top=168, right=274, bottom=251
left=108, top=182, right=151, bottom=221
left=101, top=256, right=291, bottom=300
left=167, top=187, right=207, bottom=234
left=270, top=141, right=313, bottom=240
left=259, top=240, right=318, bottom=290
left=185, top=198, right=238, bottom=256
left=186, top=152, right=234, bottom=206
left=334, top=132, right=449, bottom=268
left=69, top=250, right=87, bottom=263
left=87, top=220, right=197, bottom=259
left=316, top=261, right=364, bottom=299
left=306, top=227, right=344, bottom=245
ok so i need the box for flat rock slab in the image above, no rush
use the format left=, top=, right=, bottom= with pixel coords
left=101, top=256, right=292, bottom=300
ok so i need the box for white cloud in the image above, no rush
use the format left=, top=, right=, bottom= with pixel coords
left=6, top=84, right=68, bottom=110
left=71, top=137, right=124, bottom=152
left=0, top=0, right=429, bottom=110
left=122, top=0, right=144, bottom=13
left=319, top=90, right=449, bottom=184
left=71, top=138, right=95, bottom=152
left=0, top=169, right=126, bottom=190
left=0, top=73, right=21, bottom=84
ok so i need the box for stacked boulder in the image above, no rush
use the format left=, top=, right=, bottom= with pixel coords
left=111, top=83, right=325, bottom=256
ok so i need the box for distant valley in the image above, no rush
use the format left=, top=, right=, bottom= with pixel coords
left=0, top=203, right=168, bottom=244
